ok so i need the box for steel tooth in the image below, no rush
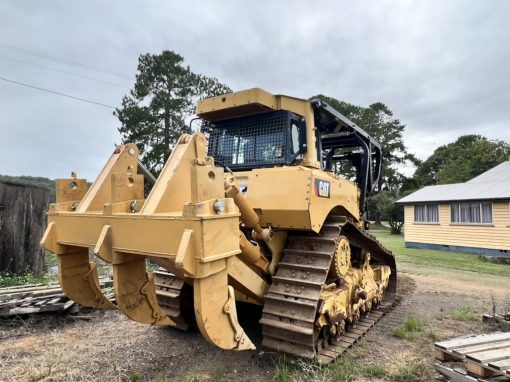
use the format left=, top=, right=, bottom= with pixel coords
left=194, top=269, right=255, bottom=350
left=113, top=256, right=175, bottom=326
left=57, top=248, right=115, bottom=309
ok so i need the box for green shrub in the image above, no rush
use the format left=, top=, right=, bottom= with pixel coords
left=0, top=272, right=55, bottom=288
left=404, top=316, right=424, bottom=332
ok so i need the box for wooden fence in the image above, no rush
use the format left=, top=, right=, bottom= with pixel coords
left=0, top=181, right=50, bottom=275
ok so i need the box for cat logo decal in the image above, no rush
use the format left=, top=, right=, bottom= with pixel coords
left=314, top=179, right=330, bottom=198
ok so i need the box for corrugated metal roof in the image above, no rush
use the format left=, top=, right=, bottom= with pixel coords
left=466, top=161, right=510, bottom=183
left=397, top=161, right=510, bottom=204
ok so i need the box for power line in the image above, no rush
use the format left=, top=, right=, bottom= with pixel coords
left=0, top=54, right=130, bottom=89
left=0, top=76, right=116, bottom=109
left=0, top=42, right=132, bottom=80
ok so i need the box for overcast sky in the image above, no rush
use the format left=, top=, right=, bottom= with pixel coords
left=1, top=0, right=509, bottom=180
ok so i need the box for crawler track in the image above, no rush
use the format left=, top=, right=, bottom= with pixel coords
left=260, top=215, right=397, bottom=364
left=154, top=270, right=194, bottom=330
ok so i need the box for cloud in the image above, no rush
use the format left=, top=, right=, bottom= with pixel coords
left=0, top=0, right=509, bottom=179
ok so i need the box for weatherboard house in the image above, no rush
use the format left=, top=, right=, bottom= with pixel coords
left=397, top=161, right=510, bottom=255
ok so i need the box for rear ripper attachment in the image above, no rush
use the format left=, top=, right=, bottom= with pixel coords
left=41, top=133, right=270, bottom=351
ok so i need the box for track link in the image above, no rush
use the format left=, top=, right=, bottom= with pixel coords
left=260, top=215, right=397, bottom=364
left=154, top=270, right=193, bottom=330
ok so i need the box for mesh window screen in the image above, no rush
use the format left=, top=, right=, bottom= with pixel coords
left=208, top=111, right=292, bottom=169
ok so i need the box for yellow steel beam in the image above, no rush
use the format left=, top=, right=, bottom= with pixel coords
left=42, top=132, right=269, bottom=352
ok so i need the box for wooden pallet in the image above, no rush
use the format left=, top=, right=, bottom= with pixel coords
left=435, top=332, right=510, bottom=380
left=0, top=278, right=113, bottom=317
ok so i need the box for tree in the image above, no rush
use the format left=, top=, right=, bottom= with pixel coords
left=367, top=191, right=394, bottom=221
left=114, top=50, right=231, bottom=174
left=366, top=191, right=403, bottom=234
left=414, top=135, right=510, bottom=186
left=387, top=203, right=404, bottom=235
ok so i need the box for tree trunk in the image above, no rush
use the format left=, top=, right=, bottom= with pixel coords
left=375, top=210, right=382, bottom=225
left=0, top=181, right=50, bottom=276
left=164, top=110, right=170, bottom=155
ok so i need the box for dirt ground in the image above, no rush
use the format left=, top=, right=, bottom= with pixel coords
left=1, top=263, right=509, bottom=382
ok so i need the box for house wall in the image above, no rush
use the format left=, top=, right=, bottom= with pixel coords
left=404, top=201, right=510, bottom=253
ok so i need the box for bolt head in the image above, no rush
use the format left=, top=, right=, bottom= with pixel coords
left=213, top=199, right=225, bottom=213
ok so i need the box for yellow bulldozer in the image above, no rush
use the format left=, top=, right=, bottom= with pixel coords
left=41, top=88, right=396, bottom=364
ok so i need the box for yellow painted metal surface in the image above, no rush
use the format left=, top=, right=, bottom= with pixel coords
left=42, top=133, right=261, bottom=351
left=236, top=166, right=360, bottom=232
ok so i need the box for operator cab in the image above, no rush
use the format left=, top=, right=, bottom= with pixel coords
left=197, top=88, right=381, bottom=213
left=206, top=110, right=307, bottom=170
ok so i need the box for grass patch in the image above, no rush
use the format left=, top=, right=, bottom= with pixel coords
left=370, top=226, right=510, bottom=277
left=452, top=305, right=478, bottom=321
left=392, top=359, right=428, bottom=381
left=273, top=359, right=295, bottom=382
left=368, top=223, right=390, bottom=231
left=273, top=353, right=431, bottom=381
left=361, top=364, right=388, bottom=378
left=153, top=374, right=168, bottom=382
left=128, top=373, right=168, bottom=382
left=391, top=316, right=436, bottom=341
left=273, top=358, right=329, bottom=382
left=182, top=373, right=200, bottom=382
left=326, top=355, right=359, bottom=381
left=273, top=354, right=389, bottom=382
left=404, top=316, right=424, bottom=331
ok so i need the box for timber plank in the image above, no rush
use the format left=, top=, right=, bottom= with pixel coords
left=46, top=297, right=63, bottom=305
left=63, top=300, right=76, bottom=310
left=0, top=303, right=66, bottom=316
left=488, top=358, right=510, bottom=371
left=436, top=333, right=510, bottom=350
left=466, top=361, right=494, bottom=378
left=465, top=347, right=510, bottom=363
left=435, top=347, right=462, bottom=362
left=434, top=363, right=478, bottom=382
left=452, top=339, right=510, bottom=357
left=436, top=332, right=510, bottom=380
left=0, top=299, right=24, bottom=309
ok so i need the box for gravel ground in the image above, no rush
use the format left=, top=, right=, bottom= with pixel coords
left=1, top=264, right=509, bottom=382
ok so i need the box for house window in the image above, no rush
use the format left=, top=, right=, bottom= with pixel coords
left=450, top=201, right=492, bottom=224
left=414, top=204, right=439, bottom=223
